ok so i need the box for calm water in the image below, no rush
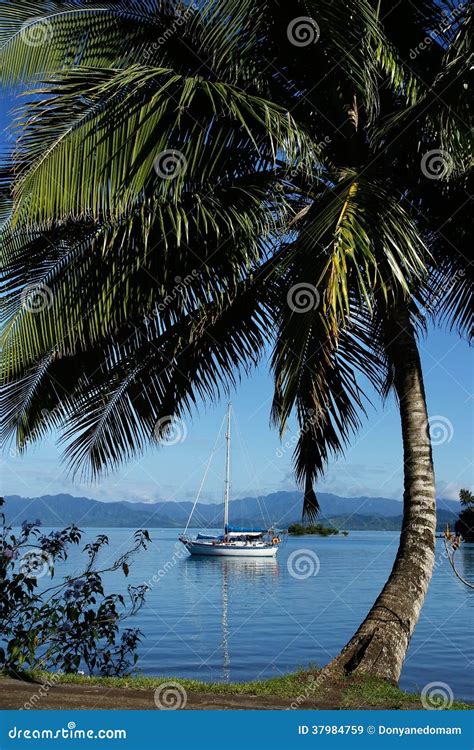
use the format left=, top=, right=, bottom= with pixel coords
left=45, top=529, right=474, bottom=701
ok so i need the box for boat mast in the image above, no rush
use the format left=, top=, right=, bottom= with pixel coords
left=223, top=403, right=231, bottom=534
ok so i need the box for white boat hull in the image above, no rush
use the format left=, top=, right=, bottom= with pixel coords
left=180, top=539, right=278, bottom=557
left=179, top=405, right=281, bottom=559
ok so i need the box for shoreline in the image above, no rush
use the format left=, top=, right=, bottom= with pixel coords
left=1, top=671, right=471, bottom=711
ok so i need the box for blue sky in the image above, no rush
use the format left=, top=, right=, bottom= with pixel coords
left=3, top=326, right=472, bottom=504
left=1, top=87, right=472, bottom=506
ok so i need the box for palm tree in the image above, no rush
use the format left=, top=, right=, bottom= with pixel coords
left=0, top=0, right=397, bottom=469
left=459, top=489, right=474, bottom=508
left=1, top=0, right=471, bottom=684
left=270, top=1, right=472, bottom=681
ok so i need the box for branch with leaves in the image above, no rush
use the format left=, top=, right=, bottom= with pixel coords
left=444, top=524, right=474, bottom=590
left=0, top=497, right=150, bottom=676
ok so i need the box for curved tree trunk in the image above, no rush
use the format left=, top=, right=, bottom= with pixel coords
left=323, top=304, right=436, bottom=684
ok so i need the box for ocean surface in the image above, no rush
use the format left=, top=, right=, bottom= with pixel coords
left=39, top=529, right=474, bottom=701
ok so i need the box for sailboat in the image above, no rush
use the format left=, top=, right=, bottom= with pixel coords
left=179, top=404, right=281, bottom=557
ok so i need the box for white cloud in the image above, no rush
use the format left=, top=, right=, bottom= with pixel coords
left=436, top=480, right=472, bottom=501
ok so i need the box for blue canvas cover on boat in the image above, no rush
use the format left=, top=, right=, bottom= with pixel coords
left=226, top=526, right=267, bottom=533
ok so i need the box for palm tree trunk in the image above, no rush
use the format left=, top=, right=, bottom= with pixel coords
left=323, top=303, right=436, bottom=683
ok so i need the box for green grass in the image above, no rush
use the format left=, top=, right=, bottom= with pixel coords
left=342, top=676, right=471, bottom=710
left=23, top=669, right=312, bottom=698
left=15, top=669, right=471, bottom=709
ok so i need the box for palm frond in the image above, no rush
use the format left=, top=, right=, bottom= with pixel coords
left=374, top=3, right=472, bottom=178
left=2, top=270, right=274, bottom=477
left=9, top=64, right=317, bottom=226
left=427, top=256, right=473, bottom=339
left=268, top=171, right=430, bottom=518
left=0, top=0, right=167, bottom=85
left=271, top=286, right=383, bottom=520
left=1, top=177, right=285, bottom=382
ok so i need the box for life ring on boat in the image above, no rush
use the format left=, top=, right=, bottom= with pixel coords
left=272, top=536, right=280, bottom=545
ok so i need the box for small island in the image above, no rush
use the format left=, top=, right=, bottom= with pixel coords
left=288, top=523, right=348, bottom=537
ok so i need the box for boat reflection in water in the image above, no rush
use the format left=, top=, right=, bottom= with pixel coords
left=183, top=555, right=279, bottom=680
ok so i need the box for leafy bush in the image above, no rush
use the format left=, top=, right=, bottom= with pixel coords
left=0, top=497, right=149, bottom=676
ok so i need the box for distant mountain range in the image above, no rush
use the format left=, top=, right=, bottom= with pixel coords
left=2, top=491, right=460, bottom=531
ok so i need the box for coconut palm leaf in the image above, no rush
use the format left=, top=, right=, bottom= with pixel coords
left=2, top=267, right=276, bottom=477
left=0, top=164, right=14, bottom=227
left=273, top=302, right=383, bottom=519
left=421, top=174, right=473, bottom=339
left=0, top=0, right=395, bottom=94
left=374, top=3, right=472, bottom=176
left=0, top=0, right=168, bottom=85
left=1, top=173, right=287, bottom=384
left=10, top=64, right=317, bottom=227
left=269, top=173, right=429, bottom=517
left=427, top=259, right=473, bottom=338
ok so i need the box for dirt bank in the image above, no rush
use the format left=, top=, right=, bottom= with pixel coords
left=0, top=676, right=388, bottom=711
left=0, top=676, right=319, bottom=710
left=4, top=673, right=469, bottom=711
